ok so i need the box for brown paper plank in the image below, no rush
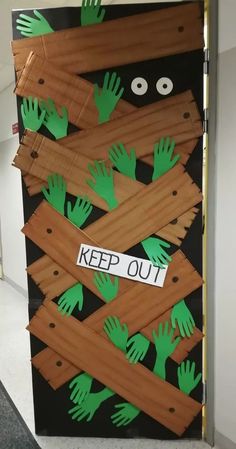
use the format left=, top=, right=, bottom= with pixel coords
left=14, top=53, right=135, bottom=129
left=12, top=3, right=203, bottom=76
left=28, top=301, right=202, bottom=435
left=31, top=250, right=202, bottom=389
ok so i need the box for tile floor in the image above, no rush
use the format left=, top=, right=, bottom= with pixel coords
left=0, top=280, right=211, bottom=449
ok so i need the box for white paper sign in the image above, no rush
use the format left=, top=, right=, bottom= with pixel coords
left=77, top=244, right=168, bottom=288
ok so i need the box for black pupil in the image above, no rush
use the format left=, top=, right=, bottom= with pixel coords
left=137, top=83, right=142, bottom=88
left=163, top=83, right=168, bottom=89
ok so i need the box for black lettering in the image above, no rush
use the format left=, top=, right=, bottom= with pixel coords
left=99, top=252, right=111, bottom=271
left=78, top=246, right=90, bottom=265
left=127, top=260, right=139, bottom=277
left=139, top=261, right=152, bottom=280
left=89, top=250, right=102, bottom=268
left=107, top=254, right=120, bottom=270
left=154, top=266, right=161, bottom=283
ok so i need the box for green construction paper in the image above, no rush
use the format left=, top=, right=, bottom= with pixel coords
left=94, top=72, right=124, bottom=124
left=68, top=388, right=114, bottom=422
left=109, top=143, right=136, bottom=180
left=86, top=161, right=118, bottom=210
left=93, top=272, right=119, bottom=302
left=16, top=10, right=54, bottom=37
left=141, top=236, right=172, bottom=269
left=67, top=196, right=93, bottom=228
left=171, top=299, right=195, bottom=338
left=81, top=0, right=105, bottom=26
left=126, top=333, right=150, bottom=364
left=41, top=173, right=66, bottom=215
left=40, top=98, right=68, bottom=139
left=21, top=96, right=46, bottom=132
left=111, top=403, right=140, bottom=427
left=152, top=322, right=181, bottom=379
left=152, top=137, right=180, bottom=181
left=177, top=360, right=202, bottom=395
left=69, top=373, right=93, bottom=405
left=103, top=316, right=128, bottom=352
left=57, top=283, right=83, bottom=316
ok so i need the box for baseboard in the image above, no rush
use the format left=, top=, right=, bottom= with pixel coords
left=215, top=431, right=236, bottom=449
left=3, top=276, right=28, bottom=299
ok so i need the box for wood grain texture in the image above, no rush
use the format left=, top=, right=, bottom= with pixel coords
left=14, top=53, right=135, bottom=129
left=27, top=204, right=199, bottom=301
left=14, top=87, right=202, bottom=168
left=28, top=300, right=202, bottom=435
left=31, top=250, right=202, bottom=389
left=12, top=3, right=203, bottom=75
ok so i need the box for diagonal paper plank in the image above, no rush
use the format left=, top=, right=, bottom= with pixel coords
left=14, top=53, right=135, bottom=129
left=14, top=131, right=202, bottom=220
left=30, top=249, right=202, bottom=389
left=14, top=88, right=202, bottom=161
left=28, top=300, right=202, bottom=436
left=27, top=204, right=199, bottom=300
left=12, top=3, right=203, bottom=76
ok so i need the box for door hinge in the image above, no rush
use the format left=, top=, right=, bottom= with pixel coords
left=202, top=381, right=207, bottom=405
left=203, top=108, right=209, bottom=133
left=204, top=48, right=210, bottom=75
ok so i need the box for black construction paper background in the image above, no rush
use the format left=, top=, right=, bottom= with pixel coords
left=12, top=1, right=204, bottom=439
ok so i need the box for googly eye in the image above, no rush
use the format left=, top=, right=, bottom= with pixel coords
left=156, top=77, right=173, bottom=95
left=131, top=77, right=148, bottom=96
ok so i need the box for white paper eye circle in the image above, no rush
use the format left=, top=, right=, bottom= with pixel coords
left=156, top=77, right=173, bottom=95
left=131, top=77, right=148, bottom=95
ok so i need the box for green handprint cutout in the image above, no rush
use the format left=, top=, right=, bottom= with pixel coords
left=68, top=388, right=113, bottom=421
left=93, top=272, right=119, bottom=302
left=109, top=143, right=136, bottom=180
left=41, top=173, right=66, bottom=214
left=40, top=98, right=68, bottom=140
left=69, top=373, right=93, bottom=405
left=178, top=360, right=202, bottom=395
left=94, top=72, right=124, bottom=124
left=103, top=316, right=128, bottom=351
left=171, top=299, right=195, bottom=338
left=81, top=0, right=105, bottom=26
left=86, top=161, right=118, bottom=210
left=126, top=333, right=150, bottom=364
left=152, top=137, right=180, bottom=181
left=67, top=196, right=93, bottom=228
left=21, top=97, right=46, bottom=132
left=111, top=403, right=140, bottom=427
left=141, top=236, right=172, bottom=269
left=152, top=321, right=181, bottom=380
left=57, top=283, right=83, bottom=316
left=16, top=10, right=54, bottom=37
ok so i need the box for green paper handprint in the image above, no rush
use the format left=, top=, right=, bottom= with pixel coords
left=67, top=196, right=93, bottom=228
left=141, top=236, right=172, bottom=269
left=40, top=98, right=68, bottom=140
left=152, top=137, right=180, bottom=181
left=86, top=161, right=118, bottom=210
left=126, top=333, right=150, bottom=364
left=21, top=97, right=46, bottom=132
left=171, top=299, right=195, bottom=338
left=111, top=403, right=140, bottom=427
left=69, top=373, right=93, bottom=405
left=93, top=272, right=119, bottom=302
left=178, top=360, right=202, bottom=395
left=94, top=72, right=124, bottom=124
left=109, top=143, right=136, bottom=180
left=68, top=388, right=113, bottom=421
left=81, top=0, right=105, bottom=26
left=153, top=321, right=181, bottom=380
left=104, top=316, right=128, bottom=351
left=41, top=173, right=66, bottom=214
left=57, top=283, right=83, bottom=316
left=16, top=10, right=54, bottom=37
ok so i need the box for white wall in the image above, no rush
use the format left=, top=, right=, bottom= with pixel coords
left=0, top=136, right=27, bottom=291
left=214, top=0, right=236, bottom=445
